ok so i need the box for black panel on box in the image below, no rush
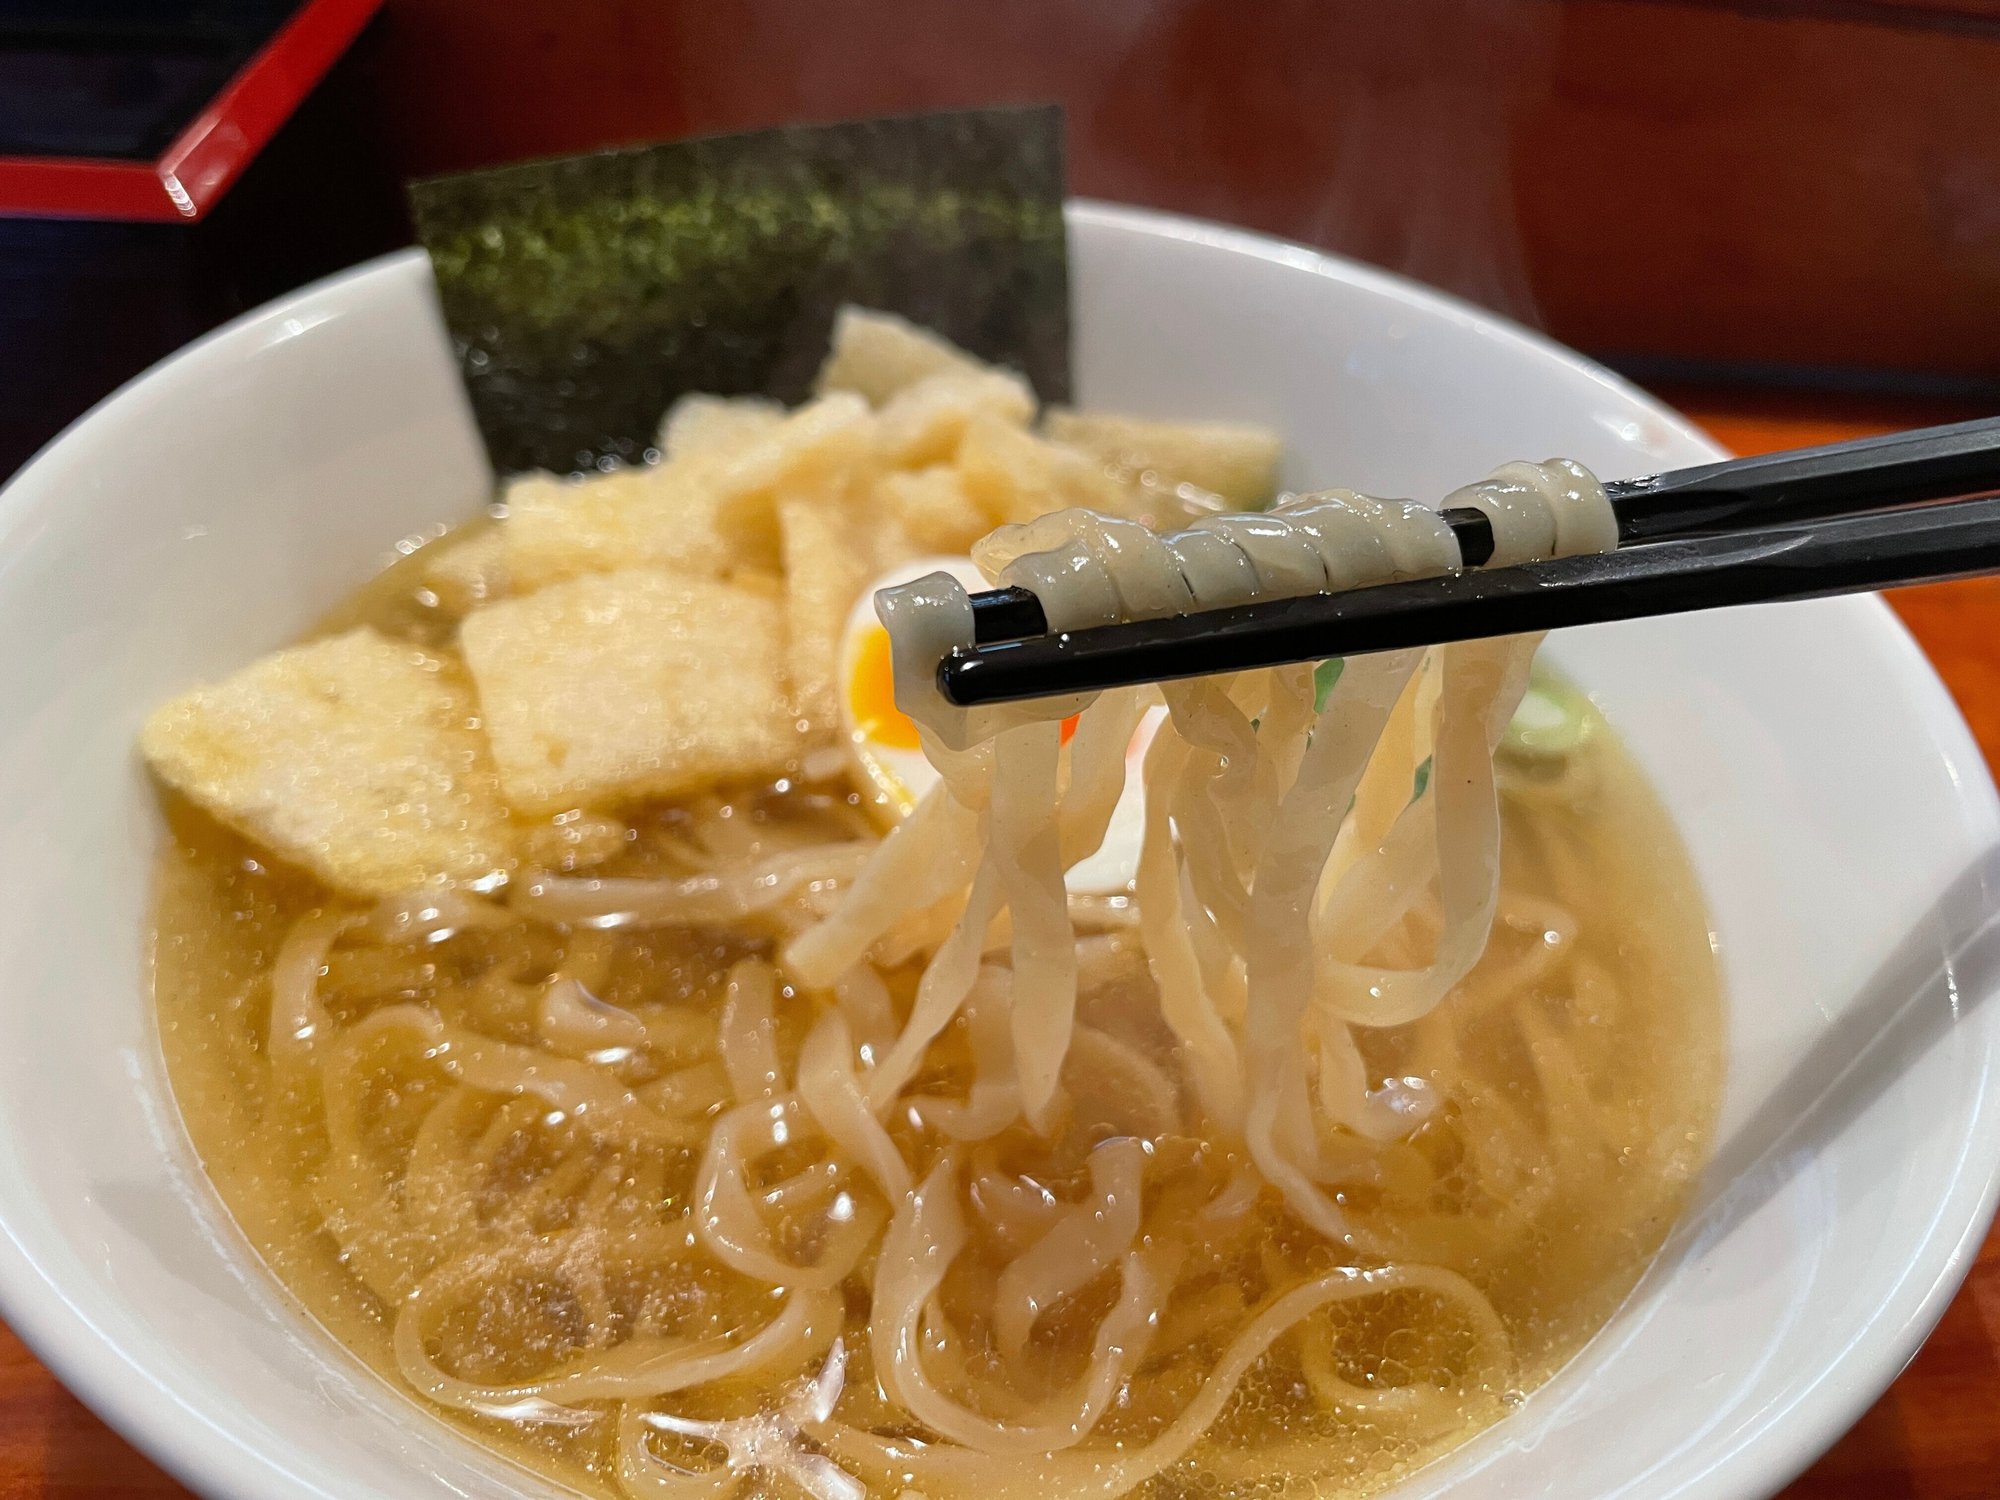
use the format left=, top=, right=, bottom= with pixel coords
left=0, top=0, right=305, bottom=159
left=0, top=20, right=408, bottom=480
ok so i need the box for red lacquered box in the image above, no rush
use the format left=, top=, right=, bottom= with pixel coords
left=0, top=0, right=386, bottom=221
left=0, top=0, right=405, bottom=478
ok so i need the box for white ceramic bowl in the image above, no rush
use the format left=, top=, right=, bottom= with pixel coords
left=0, top=202, right=1994, bottom=1500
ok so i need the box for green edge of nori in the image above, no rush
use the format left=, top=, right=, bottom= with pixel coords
left=409, top=106, right=1071, bottom=477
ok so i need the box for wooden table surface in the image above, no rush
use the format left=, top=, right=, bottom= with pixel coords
left=2, top=396, right=1995, bottom=1498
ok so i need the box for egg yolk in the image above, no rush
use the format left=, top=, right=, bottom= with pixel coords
left=848, top=625, right=1076, bottom=750
left=849, top=627, right=922, bottom=750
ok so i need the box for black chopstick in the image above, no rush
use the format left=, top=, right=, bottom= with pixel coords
left=1605, top=413, right=2000, bottom=544
left=938, top=491, right=2000, bottom=706
left=966, top=415, right=2000, bottom=646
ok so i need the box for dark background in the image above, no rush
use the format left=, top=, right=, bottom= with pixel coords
left=5, top=0, right=2000, bottom=477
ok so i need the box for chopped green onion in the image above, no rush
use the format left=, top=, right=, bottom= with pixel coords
left=1504, top=676, right=1593, bottom=760
left=1313, top=658, right=1345, bottom=713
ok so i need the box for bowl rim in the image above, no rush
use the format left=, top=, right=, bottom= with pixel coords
left=0, top=199, right=1993, bottom=1500
left=1076, top=199, right=2000, bottom=1500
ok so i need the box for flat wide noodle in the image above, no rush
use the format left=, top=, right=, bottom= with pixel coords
left=169, top=456, right=1697, bottom=1500
left=861, top=464, right=1615, bottom=1236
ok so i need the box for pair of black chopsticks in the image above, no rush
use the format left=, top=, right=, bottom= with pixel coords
left=937, top=415, right=2000, bottom=706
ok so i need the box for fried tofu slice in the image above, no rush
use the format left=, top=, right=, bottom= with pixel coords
left=776, top=473, right=991, bottom=739
left=503, top=461, right=741, bottom=593
left=506, top=393, right=810, bottom=594
left=708, top=393, right=876, bottom=563
left=460, top=569, right=796, bottom=814
left=815, top=306, right=996, bottom=405
left=658, top=394, right=786, bottom=463
left=140, top=628, right=513, bottom=896
left=776, top=496, right=883, bottom=736
left=875, top=369, right=1035, bottom=468
left=421, top=527, right=510, bottom=616
left=1041, top=410, right=1282, bottom=511
left=876, top=466, right=990, bottom=555
left=956, top=412, right=1141, bottom=527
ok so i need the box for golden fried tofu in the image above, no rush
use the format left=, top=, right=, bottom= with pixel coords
left=1042, top=410, right=1282, bottom=510
left=776, top=466, right=991, bottom=739
left=814, top=306, right=995, bottom=405
left=420, top=527, right=510, bottom=615
left=658, top=394, right=786, bottom=463
left=503, top=460, right=739, bottom=593
left=956, top=413, right=1138, bottom=526
left=875, top=466, right=989, bottom=555
left=140, top=628, right=513, bottom=896
left=875, top=369, right=1035, bottom=468
left=460, top=569, right=796, bottom=813
left=776, top=497, right=880, bottom=736
left=708, top=393, right=875, bottom=562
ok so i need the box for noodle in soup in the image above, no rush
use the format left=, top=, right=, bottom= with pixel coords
left=146, top=309, right=1721, bottom=1500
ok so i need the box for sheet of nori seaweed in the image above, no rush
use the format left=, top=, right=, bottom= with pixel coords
left=410, top=107, right=1070, bottom=478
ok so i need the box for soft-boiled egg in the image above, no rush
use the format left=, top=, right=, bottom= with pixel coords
left=839, top=557, right=1161, bottom=894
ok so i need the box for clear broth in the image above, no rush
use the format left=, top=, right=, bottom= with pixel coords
left=152, top=533, right=1723, bottom=1500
